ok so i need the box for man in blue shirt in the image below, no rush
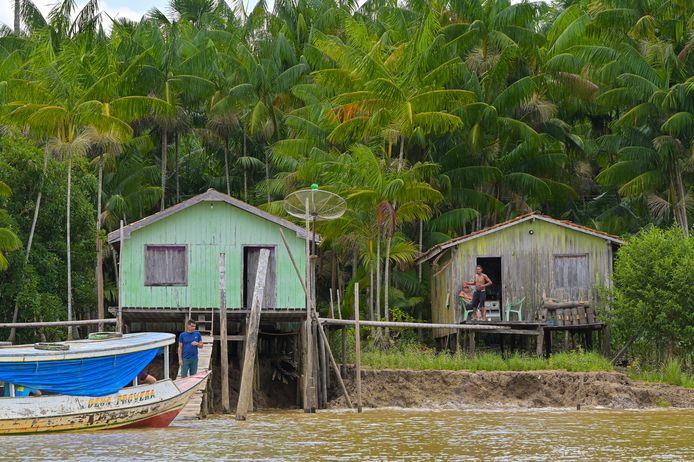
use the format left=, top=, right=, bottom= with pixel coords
left=178, top=320, right=203, bottom=377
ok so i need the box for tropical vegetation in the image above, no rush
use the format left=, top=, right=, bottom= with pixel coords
left=0, top=0, right=691, bottom=366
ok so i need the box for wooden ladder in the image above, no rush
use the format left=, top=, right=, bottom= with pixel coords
left=176, top=310, right=215, bottom=420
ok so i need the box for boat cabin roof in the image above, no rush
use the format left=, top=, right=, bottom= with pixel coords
left=0, top=332, right=174, bottom=362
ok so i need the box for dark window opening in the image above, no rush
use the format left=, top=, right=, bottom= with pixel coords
left=144, top=245, right=187, bottom=286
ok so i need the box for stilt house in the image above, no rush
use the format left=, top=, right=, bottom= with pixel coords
left=107, top=188, right=309, bottom=321
left=415, top=213, right=623, bottom=338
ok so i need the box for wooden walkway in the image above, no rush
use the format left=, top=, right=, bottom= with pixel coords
left=176, top=334, right=214, bottom=420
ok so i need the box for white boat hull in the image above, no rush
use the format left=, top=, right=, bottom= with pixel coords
left=0, top=371, right=210, bottom=434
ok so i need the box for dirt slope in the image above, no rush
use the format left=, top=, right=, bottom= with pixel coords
left=329, top=368, right=694, bottom=409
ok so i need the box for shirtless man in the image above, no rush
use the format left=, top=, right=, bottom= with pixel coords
left=468, top=265, right=493, bottom=320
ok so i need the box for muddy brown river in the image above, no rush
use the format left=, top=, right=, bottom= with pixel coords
left=3, top=408, right=693, bottom=460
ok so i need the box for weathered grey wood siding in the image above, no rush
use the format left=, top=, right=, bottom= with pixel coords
left=430, top=219, right=613, bottom=337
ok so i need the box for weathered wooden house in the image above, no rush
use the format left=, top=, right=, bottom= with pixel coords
left=415, top=213, right=623, bottom=338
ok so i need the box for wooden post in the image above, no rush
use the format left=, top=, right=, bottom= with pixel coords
left=116, top=307, right=123, bottom=334
left=318, top=322, right=353, bottom=408
left=468, top=331, right=476, bottom=354
left=536, top=326, right=544, bottom=356
left=163, top=344, right=170, bottom=380
left=341, top=325, right=347, bottom=376
left=219, top=253, right=230, bottom=414
left=336, top=290, right=342, bottom=320
left=236, top=249, right=270, bottom=421
left=318, top=323, right=328, bottom=408
left=354, top=282, right=362, bottom=413
left=116, top=220, right=124, bottom=336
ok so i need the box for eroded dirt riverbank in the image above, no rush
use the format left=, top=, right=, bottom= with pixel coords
left=329, top=368, right=694, bottom=409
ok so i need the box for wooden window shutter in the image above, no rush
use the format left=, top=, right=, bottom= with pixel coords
left=145, top=245, right=188, bottom=286
left=553, top=254, right=589, bottom=289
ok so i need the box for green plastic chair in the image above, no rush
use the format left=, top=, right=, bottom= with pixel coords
left=504, top=297, right=526, bottom=321
left=460, top=296, right=475, bottom=321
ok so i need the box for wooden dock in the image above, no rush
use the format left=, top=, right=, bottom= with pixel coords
left=176, top=334, right=214, bottom=420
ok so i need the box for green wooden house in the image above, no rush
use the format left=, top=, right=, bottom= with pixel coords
left=107, top=189, right=310, bottom=319
left=415, top=213, right=623, bottom=338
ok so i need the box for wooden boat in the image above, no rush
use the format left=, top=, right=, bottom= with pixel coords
left=0, top=371, right=210, bottom=434
left=0, top=332, right=211, bottom=434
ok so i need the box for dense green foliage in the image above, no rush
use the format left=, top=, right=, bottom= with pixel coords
left=0, top=0, right=692, bottom=351
left=0, top=135, right=96, bottom=342
left=610, top=227, right=694, bottom=362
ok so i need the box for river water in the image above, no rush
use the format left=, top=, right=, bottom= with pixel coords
left=3, top=408, right=693, bottom=461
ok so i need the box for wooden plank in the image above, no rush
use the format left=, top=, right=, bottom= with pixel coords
left=0, top=319, right=117, bottom=329
left=354, top=282, right=362, bottom=413
left=219, top=253, right=230, bottom=414
left=236, top=249, right=270, bottom=421
left=317, top=323, right=352, bottom=408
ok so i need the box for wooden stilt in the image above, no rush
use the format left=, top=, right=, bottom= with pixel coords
left=536, top=326, right=544, bottom=356
left=544, top=328, right=552, bottom=358
left=354, top=283, right=362, bottom=413
left=468, top=331, right=476, bottom=354
left=219, top=253, right=230, bottom=414
left=318, top=323, right=328, bottom=408
left=341, top=325, right=347, bottom=376
left=317, top=322, right=353, bottom=408
left=235, top=249, right=270, bottom=421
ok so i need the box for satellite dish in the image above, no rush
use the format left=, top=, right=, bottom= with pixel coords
left=284, top=184, right=346, bottom=221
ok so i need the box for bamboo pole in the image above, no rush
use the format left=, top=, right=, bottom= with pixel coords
left=318, top=324, right=328, bottom=407
left=317, top=322, right=353, bottom=408
left=236, top=249, right=270, bottom=420
left=354, top=282, right=362, bottom=413
left=336, top=290, right=342, bottom=320
left=319, top=318, right=505, bottom=331
left=219, top=253, right=230, bottom=414
left=0, top=318, right=117, bottom=329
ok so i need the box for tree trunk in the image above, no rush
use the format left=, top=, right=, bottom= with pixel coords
left=67, top=154, right=73, bottom=340
left=397, top=135, right=405, bottom=172
left=369, top=259, right=375, bottom=337
left=174, top=131, right=180, bottom=203
left=417, top=219, right=423, bottom=282
left=14, top=0, right=20, bottom=34
left=243, top=133, right=248, bottom=202
left=675, top=168, right=689, bottom=236
left=224, top=135, right=231, bottom=196
left=96, top=153, right=105, bottom=331
left=375, top=232, right=382, bottom=336
left=384, top=235, right=392, bottom=338
left=265, top=150, right=270, bottom=204
left=8, top=144, right=50, bottom=343
left=160, top=130, right=168, bottom=211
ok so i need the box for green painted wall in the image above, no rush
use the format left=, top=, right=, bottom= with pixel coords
left=120, top=201, right=307, bottom=309
left=431, top=219, right=614, bottom=337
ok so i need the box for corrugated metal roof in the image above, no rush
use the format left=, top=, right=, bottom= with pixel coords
left=107, top=189, right=315, bottom=244
left=415, top=213, right=623, bottom=264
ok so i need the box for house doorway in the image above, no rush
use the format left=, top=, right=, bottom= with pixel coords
left=243, top=246, right=277, bottom=309
left=476, top=257, right=502, bottom=308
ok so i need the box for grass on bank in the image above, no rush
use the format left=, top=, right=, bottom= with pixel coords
left=360, top=345, right=614, bottom=373
left=626, top=358, right=694, bottom=389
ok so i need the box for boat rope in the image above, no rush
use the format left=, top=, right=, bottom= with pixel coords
left=33, top=343, right=69, bottom=351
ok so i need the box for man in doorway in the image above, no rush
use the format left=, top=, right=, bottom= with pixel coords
left=468, top=265, right=493, bottom=320
left=178, top=320, right=203, bottom=377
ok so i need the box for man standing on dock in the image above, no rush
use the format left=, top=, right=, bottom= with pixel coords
left=178, top=320, right=203, bottom=377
